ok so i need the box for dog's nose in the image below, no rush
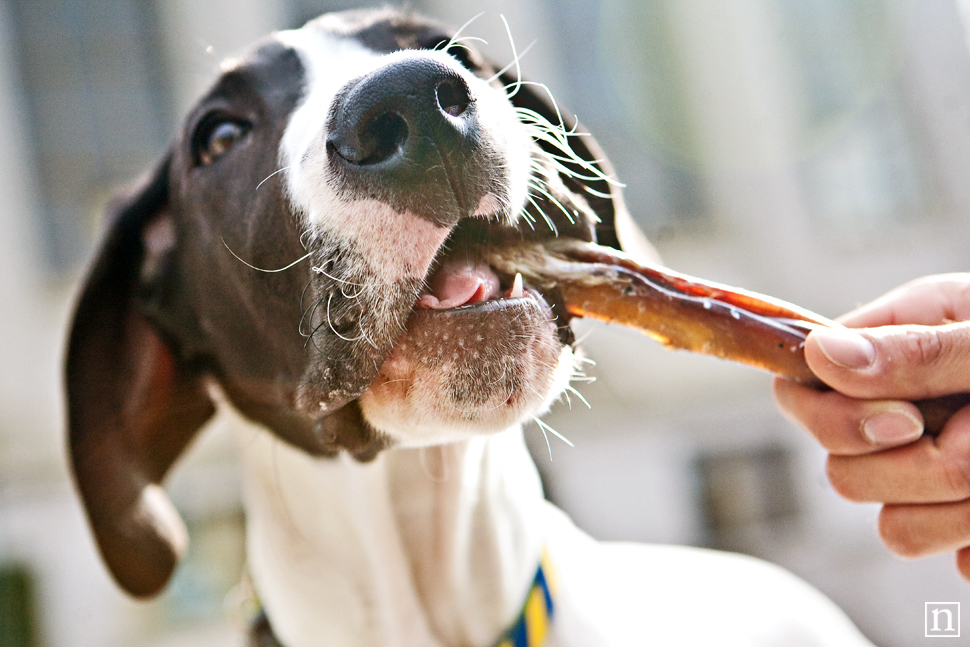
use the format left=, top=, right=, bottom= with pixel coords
left=328, top=58, right=473, bottom=166
left=326, top=54, right=497, bottom=226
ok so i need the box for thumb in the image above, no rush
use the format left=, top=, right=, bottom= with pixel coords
left=805, top=323, right=970, bottom=401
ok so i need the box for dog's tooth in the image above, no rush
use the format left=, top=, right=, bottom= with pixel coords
left=510, top=273, right=524, bottom=299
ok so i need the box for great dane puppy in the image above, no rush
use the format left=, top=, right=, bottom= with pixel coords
left=66, top=9, right=874, bottom=647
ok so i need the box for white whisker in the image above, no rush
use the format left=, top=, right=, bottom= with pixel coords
left=533, top=417, right=575, bottom=454
left=488, top=39, right=537, bottom=84
left=536, top=418, right=553, bottom=460
left=256, top=165, right=294, bottom=192
left=222, top=239, right=312, bottom=273
left=325, top=292, right=367, bottom=344
left=440, top=12, right=486, bottom=51
left=311, top=264, right=364, bottom=287
left=565, top=385, right=591, bottom=409
left=496, top=15, right=523, bottom=97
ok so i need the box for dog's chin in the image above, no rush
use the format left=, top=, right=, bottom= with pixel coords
left=358, top=296, right=573, bottom=446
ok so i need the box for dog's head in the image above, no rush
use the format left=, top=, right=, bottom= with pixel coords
left=66, top=9, right=651, bottom=597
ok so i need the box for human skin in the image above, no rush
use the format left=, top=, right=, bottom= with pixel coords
left=772, top=273, right=970, bottom=579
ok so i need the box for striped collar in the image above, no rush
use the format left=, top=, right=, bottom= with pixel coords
left=493, top=551, right=557, bottom=647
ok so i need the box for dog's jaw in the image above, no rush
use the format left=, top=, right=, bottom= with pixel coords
left=360, top=308, right=576, bottom=446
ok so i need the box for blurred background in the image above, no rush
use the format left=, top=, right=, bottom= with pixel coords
left=1, top=0, right=970, bottom=645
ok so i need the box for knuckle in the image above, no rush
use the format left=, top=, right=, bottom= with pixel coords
left=896, top=329, right=946, bottom=367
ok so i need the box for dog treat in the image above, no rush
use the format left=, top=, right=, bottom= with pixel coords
left=491, top=239, right=833, bottom=384
left=491, top=239, right=970, bottom=435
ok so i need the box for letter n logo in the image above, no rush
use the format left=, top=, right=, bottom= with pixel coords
left=926, top=602, right=961, bottom=638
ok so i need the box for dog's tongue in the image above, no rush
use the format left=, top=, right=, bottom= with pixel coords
left=417, top=258, right=501, bottom=310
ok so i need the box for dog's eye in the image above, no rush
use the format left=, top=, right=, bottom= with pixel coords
left=194, top=117, right=251, bottom=166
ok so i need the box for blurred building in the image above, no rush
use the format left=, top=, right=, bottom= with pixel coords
left=1, top=1, right=969, bottom=645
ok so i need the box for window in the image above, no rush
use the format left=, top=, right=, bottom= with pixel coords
left=775, top=0, right=925, bottom=233
left=523, top=0, right=709, bottom=230
left=9, top=0, right=170, bottom=272
left=695, top=444, right=800, bottom=549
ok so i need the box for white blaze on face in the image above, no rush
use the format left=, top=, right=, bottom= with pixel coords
left=275, top=24, right=533, bottom=284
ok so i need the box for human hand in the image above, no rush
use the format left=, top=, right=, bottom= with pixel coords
left=772, top=273, right=970, bottom=578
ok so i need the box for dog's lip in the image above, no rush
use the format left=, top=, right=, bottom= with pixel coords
left=413, top=282, right=544, bottom=318
left=403, top=286, right=556, bottom=348
left=415, top=288, right=544, bottom=315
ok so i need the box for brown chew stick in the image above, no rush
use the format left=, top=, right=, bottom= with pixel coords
left=490, top=239, right=970, bottom=435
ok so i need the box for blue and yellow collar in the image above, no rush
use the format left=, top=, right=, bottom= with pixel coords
left=493, top=551, right=557, bottom=647
left=234, top=552, right=558, bottom=647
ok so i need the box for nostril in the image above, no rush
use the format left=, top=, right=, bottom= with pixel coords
left=362, top=113, right=409, bottom=164
left=329, top=112, right=409, bottom=166
left=436, top=79, right=472, bottom=118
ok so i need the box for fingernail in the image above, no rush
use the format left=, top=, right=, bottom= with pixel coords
left=862, top=410, right=923, bottom=446
left=813, top=328, right=875, bottom=369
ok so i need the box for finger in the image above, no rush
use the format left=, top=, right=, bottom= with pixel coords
left=826, top=405, right=970, bottom=504
left=879, top=500, right=970, bottom=559
left=838, top=273, right=970, bottom=328
left=804, top=322, right=970, bottom=401
left=772, top=377, right=923, bottom=454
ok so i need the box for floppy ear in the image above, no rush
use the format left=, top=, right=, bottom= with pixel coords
left=498, top=71, right=660, bottom=264
left=66, top=157, right=216, bottom=598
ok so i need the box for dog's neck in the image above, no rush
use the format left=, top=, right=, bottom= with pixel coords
left=233, top=406, right=547, bottom=647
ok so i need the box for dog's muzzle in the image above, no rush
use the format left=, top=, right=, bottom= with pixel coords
left=325, top=54, right=505, bottom=227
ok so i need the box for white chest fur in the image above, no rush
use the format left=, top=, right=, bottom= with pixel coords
left=233, top=405, right=546, bottom=647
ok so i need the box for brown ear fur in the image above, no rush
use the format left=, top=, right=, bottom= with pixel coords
left=66, top=158, right=215, bottom=597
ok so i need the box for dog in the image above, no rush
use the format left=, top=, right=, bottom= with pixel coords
left=65, top=9, right=875, bottom=646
